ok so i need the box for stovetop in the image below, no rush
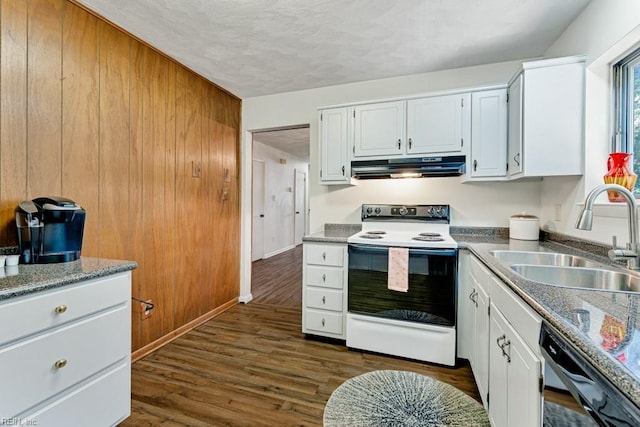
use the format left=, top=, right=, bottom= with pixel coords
left=347, top=204, right=457, bottom=248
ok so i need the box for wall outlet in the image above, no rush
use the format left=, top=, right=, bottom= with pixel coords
left=554, top=204, right=562, bottom=222
left=140, top=299, right=153, bottom=320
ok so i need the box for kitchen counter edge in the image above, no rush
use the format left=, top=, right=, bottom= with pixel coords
left=0, top=257, right=138, bottom=301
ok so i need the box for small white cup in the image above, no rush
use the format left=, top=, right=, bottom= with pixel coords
left=5, top=266, right=18, bottom=276
left=6, top=255, right=19, bottom=266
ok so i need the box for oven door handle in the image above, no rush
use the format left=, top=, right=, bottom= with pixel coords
left=348, top=244, right=457, bottom=257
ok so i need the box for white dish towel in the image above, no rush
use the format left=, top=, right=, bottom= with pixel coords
left=388, top=247, right=409, bottom=292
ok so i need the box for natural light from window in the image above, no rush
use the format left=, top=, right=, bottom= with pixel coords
left=614, top=48, right=640, bottom=195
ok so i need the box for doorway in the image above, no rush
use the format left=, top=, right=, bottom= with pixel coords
left=252, top=159, right=265, bottom=262
left=294, top=169, right=307, bottom=245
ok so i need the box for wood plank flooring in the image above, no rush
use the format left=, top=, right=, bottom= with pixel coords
left=120, top=245, right=480, bottom=426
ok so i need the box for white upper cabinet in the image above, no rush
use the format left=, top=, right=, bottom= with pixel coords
left=407, top=93, right=469, bottom=155
left=352, top=94, right=469, bottom=159
left=469, top=89, right=508, bottom=179
left=353, top=101, right=406, bottom=158
left=507, top=55, right=585, bottom=179
left=319, top=107, right=351, bottom=184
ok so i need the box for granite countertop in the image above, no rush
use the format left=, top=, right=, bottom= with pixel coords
left=302, top=223, right=362, bottom=243
left=0, top=257, right=137, bottom=301
left=457, top=236, right=640, bottom=409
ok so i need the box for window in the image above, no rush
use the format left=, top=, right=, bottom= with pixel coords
left=613, top=47, right=640, bottom=194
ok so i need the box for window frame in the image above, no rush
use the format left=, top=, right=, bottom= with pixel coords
left=612, top=46, right=640, bottom=195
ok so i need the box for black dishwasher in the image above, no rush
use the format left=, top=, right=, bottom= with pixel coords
left=540, top=322, right=640, bottom=426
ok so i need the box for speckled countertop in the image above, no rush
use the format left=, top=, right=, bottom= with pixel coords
left=457, top=235, right=640, bottom=410
left=302, top=223, right=362, bottom=243
left=0, top=257, right=137, bottom=301
left=304, top=224, right=640, bottom=408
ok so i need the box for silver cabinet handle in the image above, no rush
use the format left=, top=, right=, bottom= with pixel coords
left=341, top=165, right=345, bottom=175
left=54, top=305, right=67, bottom=314
left=514, top=153, right=520, bottom=166
left=322, top=252, right=326, bottom=260
left=397, top=139, right=401, bottom=150
left=473, top=159, right=478, bottom=172
left=321, top=318, right=325, bottom=327
left=54, top=359, right=68, bottom=369
left=322, top=274, right=326, bottom=282
left=408, top=138, right=412, bottom=149
left=496, top=335, right=511, bottom=363
left=322, top=296, right=326, bottom=304
left=469, top=289, right=478, bottom=307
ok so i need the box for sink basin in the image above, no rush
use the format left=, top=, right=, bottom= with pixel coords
left=490, top=250, right=601, bottom=268
left=510, top=264, right=640, bottom=293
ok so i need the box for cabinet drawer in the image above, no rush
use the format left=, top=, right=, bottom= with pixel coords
left=24, top=360, right=130, bottom=427
left=304, top=309, right=343, bottom=335
left=306, top=266, right=343, bottom=289
left=0, top=305, right=130, bottom=416
left=306, top=288, right=343, bottom=311
left=305, top=244, right=344, bottom=267
left=490, top=276, right=541, bottom=352
left=0, top=272, right=130, bottom=345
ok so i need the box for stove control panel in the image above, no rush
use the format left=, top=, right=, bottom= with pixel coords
left=361, top=204, right=450, bottom=222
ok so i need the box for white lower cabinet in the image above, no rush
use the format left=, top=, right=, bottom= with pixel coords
left=467, top=255, right=490, bottom=408
left=461, top=252, right=543, bottom=427
left=489, top=306, right=542, bottom=427
left=302, top=242, right=348, bottom=339
left=0, top=272, right=132, bottom=426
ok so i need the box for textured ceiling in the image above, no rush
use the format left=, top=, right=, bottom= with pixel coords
left=76, top=0, right=591, bottom=99
left=253, top=127, right=310, bottom=161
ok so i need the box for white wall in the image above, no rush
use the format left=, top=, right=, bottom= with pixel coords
left=253, top=141, right=308, bottom=258
left=539, top=0, right=640, bottom=245
left=239, top=60, right=544, bottom=300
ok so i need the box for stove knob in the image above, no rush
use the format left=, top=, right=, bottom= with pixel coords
left=427, top=207, right=435, bottom=216
left=437, top=207, right=447, bottom=217
left=366, top=207, right=373, bottom=215
left=374, top=207, right=381, bottom=215
left=399, top=206, right=408, bottom=216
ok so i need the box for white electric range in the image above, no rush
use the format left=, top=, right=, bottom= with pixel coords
left=346, top=204, right=458, bottom=366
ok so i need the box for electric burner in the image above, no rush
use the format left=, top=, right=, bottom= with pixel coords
left=359, top=234, right=383, bottom=239
left=418, top=232, right=442, bottom=237
left=412, top=235, right=445, bottom=242
left=366, top=230, right=387, bottom=235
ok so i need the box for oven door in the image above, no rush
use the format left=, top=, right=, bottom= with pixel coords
left=347, top=244, right=457, bottom=326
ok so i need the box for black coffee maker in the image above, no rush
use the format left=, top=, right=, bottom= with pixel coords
left=16, top=196, right=86, bottom=264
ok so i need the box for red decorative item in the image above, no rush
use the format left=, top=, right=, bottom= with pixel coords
left=603, top=152, right=637, bottom=202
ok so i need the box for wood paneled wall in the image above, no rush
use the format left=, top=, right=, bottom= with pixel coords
left=0, top=0, right=241, bottom=352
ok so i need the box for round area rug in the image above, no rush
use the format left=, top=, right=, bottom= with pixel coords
left=323, top=370, right=490, bottom=427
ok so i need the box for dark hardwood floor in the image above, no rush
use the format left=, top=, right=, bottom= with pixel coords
left=121, top=245, right=480, bottom=426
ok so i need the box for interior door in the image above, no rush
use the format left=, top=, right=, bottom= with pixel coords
left=252, top=160, right=265, bottom=261
left=294, top=169, right=306, bottom=245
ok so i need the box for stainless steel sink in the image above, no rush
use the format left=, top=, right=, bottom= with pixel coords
left=510, top=264, right=640, bottom=293
left=490, top=250, right=601, bottom=268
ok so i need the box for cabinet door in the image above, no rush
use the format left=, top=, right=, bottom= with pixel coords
left=456, top=251, right=473, bottom=360
left=407, top=93, right=467, bottom=154
left=489, top=307, right=542, bottom=427
left=470, top=89, right=507, bottom=178
left=474, top=279, right=490, bottom=408
left=353, top=101, right=405, bottom=158
left=507, top=74, right=524, bottom=177
left=319, top=107, right=350, bottom=183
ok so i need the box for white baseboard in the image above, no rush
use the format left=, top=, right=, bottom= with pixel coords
left=238, top=293, right=253, bottom=304
left=263, top=244, right=295, bottom=259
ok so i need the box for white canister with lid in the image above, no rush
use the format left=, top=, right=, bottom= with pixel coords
left=509, top=213, right=540, bottom=240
